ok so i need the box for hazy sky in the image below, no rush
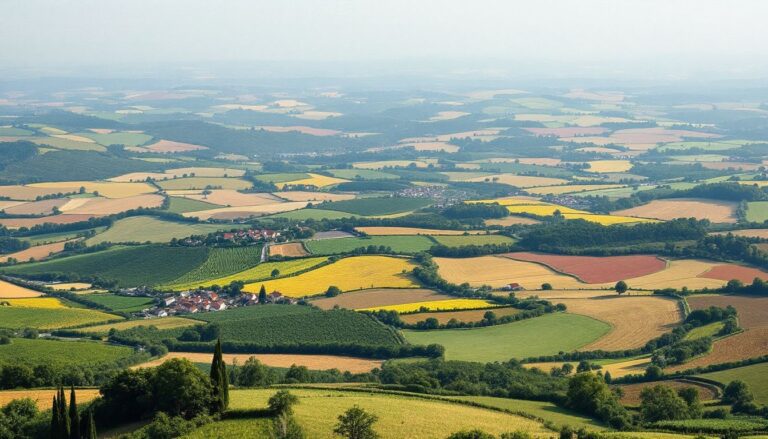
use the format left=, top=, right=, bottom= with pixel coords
left=2, top=0, right=768, bottom=78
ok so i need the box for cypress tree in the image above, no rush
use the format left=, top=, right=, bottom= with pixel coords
left=258, top=285, right=267, bottom=304
left=58, top=387, right=70, bottom=438
left=50, top=395, right=59, bottom=439
left=83, top=409, right=97, bottom=439
left=210, top=339, right=229, bottom=412
left=69, top=386, right=79, bottom=439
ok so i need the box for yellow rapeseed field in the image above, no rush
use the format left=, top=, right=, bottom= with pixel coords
left=27, top=181, right=157, bottom=198
left=274, top=173, right=349, bottom=189
left=505, top=204, right=587, bottom=216
left=2, top=297, right=66, bottom=308
left=244, top=256, right=418, bottom=297
left=586, top=160, right=633, bottom=173
left=359, top=299, right=499, bottom=313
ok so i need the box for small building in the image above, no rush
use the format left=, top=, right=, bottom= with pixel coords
left=502, top=283, right=524, bottom=291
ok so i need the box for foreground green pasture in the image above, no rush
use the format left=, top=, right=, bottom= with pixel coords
left=403, top=313, right=611, bottom=362
left=431, top=234, right=515, bottom=247
left=82, top=293, right=155, bottom=312
left=163, top=246, right=263, bottom=288
left=698, top=362, right=768, bottom=405
left=0, top=306, right=118, bottom=329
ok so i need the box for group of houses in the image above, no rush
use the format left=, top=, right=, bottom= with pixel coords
left=140, top=288, right=296, bottom=318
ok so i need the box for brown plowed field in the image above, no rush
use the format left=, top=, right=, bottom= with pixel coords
left=699, top=264, right=768, bottom=283
left=180, top=190, right=282, bottom=207
left=311, top=288, right=451, bottom=310
left=0, top=239, right=77, bottom=263
left=612, top=198, right=738, bottom=223
left=617, top=379, right=719, bottom=406
left=503, top=253, right=667, bottom=283
left=558, top=296, right=683, bottom=350
left=135, top=352, right=381, bottom=373
left=0, top=185, right=70, bottom=201
left=667, top=295, right=768, bottom=372
left=269, top=242, right=309, bottom=257
left=399, top=307, right=520, bottom=324
left=715, top=229, right=768, bottom=239
left=0, top=214, right=97, bottom=229
left=276, top=191, right=356, bottom=202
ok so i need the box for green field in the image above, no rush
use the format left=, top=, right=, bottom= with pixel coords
left=82, top=293, right=155, bottom=312
left=190, top=305, right=400, bottom=346
left=0, top=126, right=34, bottom=136
left=164, top=257, right=328, bottom=290
left=78, top=131, right=153, bottom=146
left=657, top=140, right=753, bottom=152
left=684, top=321, right=725, bottom=340
left=184, top=418, right=274, bottom=438
left=74, top=316, right=198, bottom=336
left=746, top=201, right=768, bottom=223
left=477, top=162, right=574, bottom=178
left=163, top=246, right=263, bottom=288
left=3, top=245, right=210, bottom=287
left=0, top=306, right=119, bottom=330
left=253, top=172, right=309, bottom=183
left=218, top=388, right=550, bottom=438
left=322, top=197, right=433, bottom=216
left=402, top=313, right=611, bottom=362
left=85, top=216, right=232, bottom=245
left=156, top=177, right=253, bottom=190
left=449, top=395, right=605, bottom=431
left=18, top=227, right=107, bottom=245
left=698, top=362, right=768, bottom=404
left=0, top=338, right=135, bottom=367
left=327, top=169, right=400, bottom=180
left=264, top=208, right=356, bottom=220
left=652, top=418, right=768, bottom=433
left=164, top=196, right=222, bottom=214
left=431, top=234, right=515, bottom=247
left=305, top=235, right=435, bottom=255
left=29, top=136, right=107, bottom=151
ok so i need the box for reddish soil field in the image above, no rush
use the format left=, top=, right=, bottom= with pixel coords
left=145, top=139, right=208, bottom=153
left=3, top=198, right=69, bottom=216
left=700, top=264, right=768, bottom=283
left=503, top=252, right=667, bottom=283
left=399, top=307, right=520, bottom=325
left=0, top=214, right=97, bottom=229
left=0, top=239, right=77, bottom=263
left=524, top=127, right=608, bottom=137
left=667, top=295, right=768, bottom=372
left=269, top=242, right=309, bottom=257
left=617, top=379, right=719, bottom=406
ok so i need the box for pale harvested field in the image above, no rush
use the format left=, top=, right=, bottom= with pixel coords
left=586, top=160, right=633, bottom=173
left=613, top=198, right=738, bottom=223
left=434, top=256, right=584, bottom=290
left=515, top=158, right=563, bottom=166
left=58, top=197, right=93, bottom=212
left=183, top=202, right=308, bottom=220
left=353, top=160, right=429, bottom=170
left=274, top=173, right=349, bottom=189
left=269, top=242, right=309, bottom=257
left=0, top=389, right=100, bottom=410
left=75, top=316, right=199, bottom=333
left=557, top=296, right=683, bottom=350
left=135, top=352, right=382, bottom=373
left=0, top=200, right=26, bottom=210
left=0, top=185, right=76, bottom=201
left=45, top=282, right=93, bottom=291
left=524, top=127, right=609, bottom=137
left=484, top=216, right=541, bottom=226
left=523, top=357, right=652, bottom=379
left=107, top=172, right=169, bottom=182
left=294, top=110, right=343, bottom=120
left=311, top=288, right=449, bottom=310
left=667, top=295, right=768, bottom=372
left=607, top=259, right=725, bottom=290
left=110, top=167, right=245, bottom=182
left=428, top=111, right=470, bottom=121
left=28, top=181, right=157, bottom=198
left=0, top=214, right=97, bottom=229
left=53, top=133, right=96, bottom=143
left=0, top=279, right=43, bottom=298
left=527, top=184, right=624, bottom=195
left=405, top=141, right=460, bottom=152
left=399, top=307, right=520, bottom=324
left=514, top=289, right=650, bottom=300
left=144, top=139, right=207, bottom=152
left=176, top=189, right=282, bottom=207
left=0, top=239, right=76, bottom=263
left=713, top=229, right=768, bottom=239
left=275, top=191, right=356, bottom=202
left=64, top=194, right=164, bottom=215
left=356, top=227, right=484, bottom=236
left=3, top=198, right=68, bottom=215
left=467, top=174, right=568, bottom=188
